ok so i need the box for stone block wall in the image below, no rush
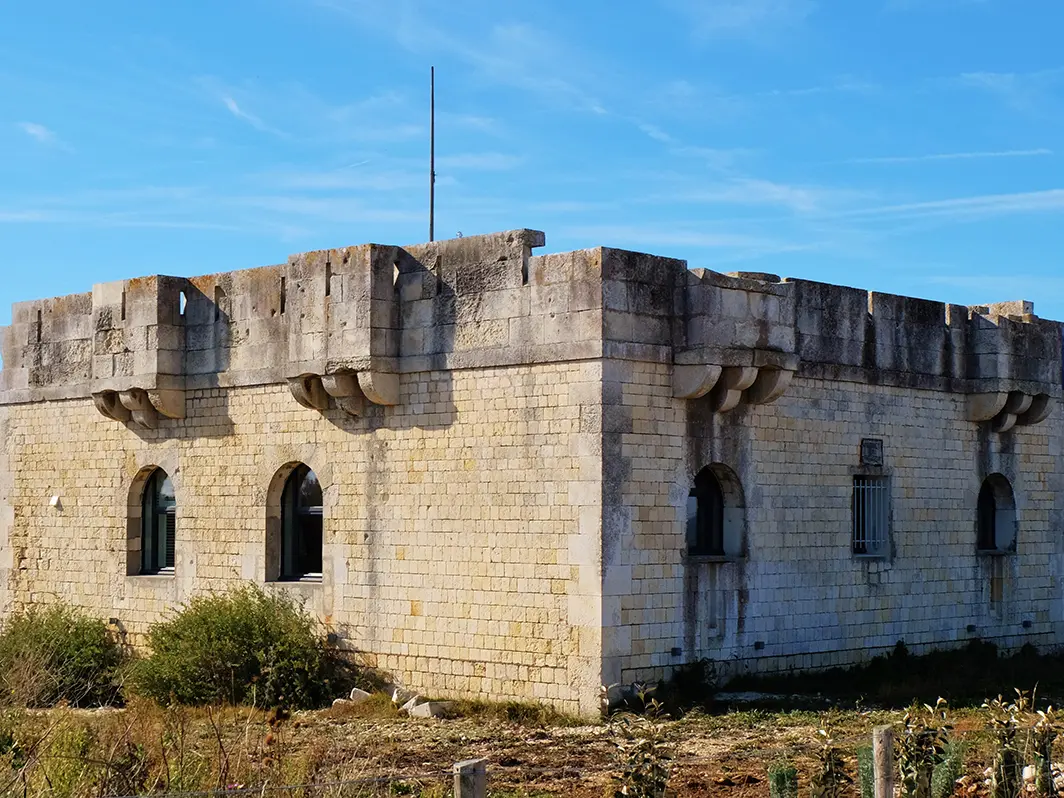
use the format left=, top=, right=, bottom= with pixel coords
left=1, top=227, right=1063, bottom=713
left=0, top=361, right=604, bottom=715
left=602, top=359, right=1064, bottom=686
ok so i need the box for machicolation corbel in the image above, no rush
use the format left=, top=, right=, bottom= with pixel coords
left=966, top=390, right=1053, bottom=433
left=672, top=360, right=798, bottom=412
left=963, top=303, right=1059, bottom=433
left=672, top=269, right=799, bottom=413
left=287, top=370, right=397, bottom=417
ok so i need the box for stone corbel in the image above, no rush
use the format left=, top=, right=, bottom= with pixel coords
left=289, top=370, right=398, bottom=415
left=93, top=386, right=185, bottom=429
left=357, top=371, right=399, bottom=406
left=93, top=391, right=131, bottom=423
left=710, top=367, right=758, bottom=413
left=148, top=389, right=185, bottom=420
left=1018, top=393, right=1052, bottom=426
left=321, top=373, right=365, bottom=417
left=967, top=392, right=1009, bottom=422
left=673, top=364, right=722, bottom=399
left=673, top=360, right=797, bottom=411
left=287, top=374, right=329, bottom=411
left=967, top=390, right=1053, bottom=431
left=745, top=368, right=794, bottom=405
left=119, top=388, right=159, bottom=429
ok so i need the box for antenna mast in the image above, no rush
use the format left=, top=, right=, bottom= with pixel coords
left=429, top=66, right=435, bottom=242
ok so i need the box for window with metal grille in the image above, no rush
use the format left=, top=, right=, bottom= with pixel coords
left=141, top=468, right=176, bottom=574
left=852, top=475, right=889, bottom=556
left=280, top=464, right=323, bottom=580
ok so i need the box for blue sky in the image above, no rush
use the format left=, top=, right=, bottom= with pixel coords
left=4, top=0, right=1064, bottom=327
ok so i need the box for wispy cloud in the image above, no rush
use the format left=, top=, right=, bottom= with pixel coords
left=665, top=0, right=817, bottom=39
left=756, top=77, right=878, bottom=97
left=18, top=121, right=55, bottom=143
left=648, top=177, right=857, bottom=214
left=17, top=122, right=70, bottom=151
left=957, top=67, right=1064, bottom=112
left=315, top=3, right=611, bottom=116
left=845, top=148, right=1053, bottom=164
left=842, top=188, right=1064, bottom=222
left=670, top=146, right=754, bottom=170
left=219, top=94, right=289, bottom=137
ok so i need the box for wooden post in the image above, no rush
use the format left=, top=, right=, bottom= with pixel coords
left=873, top=725, right=894, bottom=798
left=453, top=758, right=486, bottom=798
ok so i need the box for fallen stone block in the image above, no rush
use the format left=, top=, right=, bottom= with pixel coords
left=349, top=688, right=373, bottom=703
left=400, top=694, right=424, bottom=713
left=409, top=701, right=452, bottom=718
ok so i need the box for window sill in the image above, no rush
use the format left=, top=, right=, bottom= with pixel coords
left=852, top=552, right=889, bottom=561
left=977, top=549, right=1016, bottom=557
left=273, top=575, right=323, bottom=584
left=686, top=554, right=742, bottom=564
left=130, top=570, right=176, bottom=579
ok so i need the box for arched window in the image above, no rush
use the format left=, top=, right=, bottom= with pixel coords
left=280, top=464, right=323, bottom=580
left=141, top=468, right=176, bottom=574
left=977, top=474, right=1016, bottom=553
left=687, top=464, right=745, bottom=558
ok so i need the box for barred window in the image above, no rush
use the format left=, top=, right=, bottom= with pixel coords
left=141, top=468, right=176, bottom=574
left=852, top=475, right=889, bottom=556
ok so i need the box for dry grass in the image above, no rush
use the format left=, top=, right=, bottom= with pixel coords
left=0, top=697, right=1048, bottom=798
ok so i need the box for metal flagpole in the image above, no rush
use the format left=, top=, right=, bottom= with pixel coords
left=429, top=66, right=435, bottom=242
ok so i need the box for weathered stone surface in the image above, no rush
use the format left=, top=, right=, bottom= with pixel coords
left=1, top=226, right=1063, bottom=722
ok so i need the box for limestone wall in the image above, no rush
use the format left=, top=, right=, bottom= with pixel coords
left=603, top=358, right=1064, bottom=686
left=0, top=362, right=605, bottom=715
left=2, top=227, right=1063, bottom=712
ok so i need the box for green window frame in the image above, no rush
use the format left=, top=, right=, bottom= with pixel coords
left=142, top=469, right=176, bottom=574
left=280, top=464, right=323, bottom=580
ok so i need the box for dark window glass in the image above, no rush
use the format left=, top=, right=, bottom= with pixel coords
left=142, top=469, right=176, bottom=574
left=687, top=468, right=724, bottom=556
left=281, top=465, right=323, bottom=579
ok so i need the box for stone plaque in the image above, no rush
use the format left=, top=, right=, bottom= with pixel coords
left=861, top=438, right=884, bottom=466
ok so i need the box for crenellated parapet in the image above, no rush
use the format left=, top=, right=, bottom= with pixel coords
left=1, top=228, right=1061, bottom=434
left=665, top=275, right=1061, bottom=430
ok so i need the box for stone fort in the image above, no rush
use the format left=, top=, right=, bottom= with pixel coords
left=0, top=228, right=1061, bottom=716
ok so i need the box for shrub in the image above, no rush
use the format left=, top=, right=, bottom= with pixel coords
left=131, top=585, right=343, bottom=709
left=0, top=603, right=123, bottom=707
left=768, top=760, right=799, bottom=798
left=897, top=699, right=952, bottom=798
left=610, top=691, right=672, bottom=798
left=810, top=729, right=852, bottom=798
